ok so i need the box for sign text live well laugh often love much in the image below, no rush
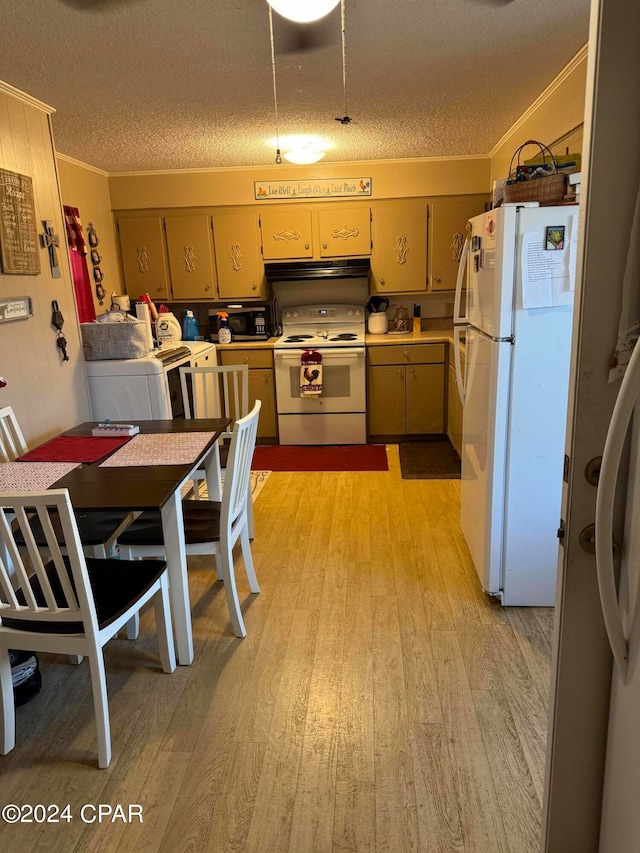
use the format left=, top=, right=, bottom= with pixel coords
left=254, top=178, right=372, bottom=200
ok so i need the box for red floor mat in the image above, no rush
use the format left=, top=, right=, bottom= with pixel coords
left=252, top=444, right=388, bottom=472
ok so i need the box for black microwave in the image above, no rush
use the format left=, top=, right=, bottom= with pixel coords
left=208, top=304, right=274, bottom=342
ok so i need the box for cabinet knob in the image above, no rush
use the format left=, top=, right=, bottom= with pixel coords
left=380, top=278, right=385, bottom=285
left=243, top=357, right=249, bottom=364
left=396, top=369, right=402, bottom=376
left=434, top=275, right=442, bottom=283
left=403, top=351, right=409, bottom=359
left=323, top=242, right=328, bottom=249
left=252, top=283, right=257, bottom=290
left=205, top=284, right=211, bottom=291
left=156, top=286, right=163, bottom=293
left=305, top=243, right=310, bottom=250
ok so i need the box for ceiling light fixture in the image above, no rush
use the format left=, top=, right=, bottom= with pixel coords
left=266, top=0, right=340, bottom=24
left=283, top=142, right=326, bottom=165
left=268, top=5, right=282, bottom=164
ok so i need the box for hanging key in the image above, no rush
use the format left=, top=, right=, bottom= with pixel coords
left=51, top=300, right=65, bottom=332
left=56, top=332, right=69, bottom=362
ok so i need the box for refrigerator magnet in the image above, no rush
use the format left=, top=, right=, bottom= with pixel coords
left=471, top=235, right=482, bottom=252
left=545, top=226, right=566, bottom=250
left=473, top=253, right=480, bottom=272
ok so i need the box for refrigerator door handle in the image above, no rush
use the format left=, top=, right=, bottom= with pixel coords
left=595, top=341, right=640, bottom=684
left=454, top=326, right=467, bottom=406
left=453, top=236, right=469, bottom=324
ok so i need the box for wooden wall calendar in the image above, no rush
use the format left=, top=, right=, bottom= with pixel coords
left=0, top=168, right=41, bottom=275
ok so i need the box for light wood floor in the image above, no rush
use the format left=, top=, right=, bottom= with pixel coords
left=0, top=446, right=554, bottom=853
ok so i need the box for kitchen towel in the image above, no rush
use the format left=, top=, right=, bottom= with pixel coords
left=17, top=434, right=130, bottom=464
left=300, top=349, right=323, bottom=397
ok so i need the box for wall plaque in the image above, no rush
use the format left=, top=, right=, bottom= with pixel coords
left=254, top=178, right=372, bottom=200
left=0, top=168, right=41, bottom=275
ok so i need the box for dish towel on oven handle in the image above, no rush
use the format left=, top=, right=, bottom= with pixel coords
left=300, top=349, right=323, bottom=397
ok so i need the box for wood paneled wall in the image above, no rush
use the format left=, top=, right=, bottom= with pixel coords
left=0, top=83, right=91, bottom=447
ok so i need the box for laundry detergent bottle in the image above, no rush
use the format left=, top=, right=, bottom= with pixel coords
left=216, top=311, right=233, bottom=344
left=181, top=309, right=199, bottom=340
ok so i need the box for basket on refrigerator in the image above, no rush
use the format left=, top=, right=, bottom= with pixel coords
left=503, top=140, right=567, bottom=206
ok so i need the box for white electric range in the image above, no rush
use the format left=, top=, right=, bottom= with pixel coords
left=273, top=304, right=366, bottom=445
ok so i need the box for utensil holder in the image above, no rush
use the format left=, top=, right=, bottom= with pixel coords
left=368, top=313, right=388, bottom=335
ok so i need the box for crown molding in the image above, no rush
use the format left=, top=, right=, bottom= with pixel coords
left=107, top=152, right=491, bottom=178
left=0, top=79, right=55, bottom=114
left=56, top=152, right=110, bottom=177
left=489, top=44, right=588, bottom=158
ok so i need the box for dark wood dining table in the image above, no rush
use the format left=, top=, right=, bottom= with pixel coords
left=53, top=418, right=231, bottom=665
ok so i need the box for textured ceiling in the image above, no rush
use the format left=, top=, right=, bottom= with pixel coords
left=0, top=0, right=590, bottom=173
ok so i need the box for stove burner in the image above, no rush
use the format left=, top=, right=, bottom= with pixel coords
left=330, top=333, right=358, bottom=341
left=284, top=335, right=314, bottom=343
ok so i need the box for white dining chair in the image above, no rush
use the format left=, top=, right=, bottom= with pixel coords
left=0, top=489, right=175, bottom=769
left=119, top=401, right=261, bottom=638
left=178, top=364, right=255, bottom=538
left=0, top=406, right=27, bottom=463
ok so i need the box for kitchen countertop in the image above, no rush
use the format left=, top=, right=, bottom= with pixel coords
left=366, top=329, right=456, bottom=347
left=209, top=338, right=277, bottom=350
left=210, top=330, right=461, bottom=350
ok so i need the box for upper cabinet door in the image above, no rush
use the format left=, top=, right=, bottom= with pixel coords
left=212, top=212, right=265, bottom=300
left=260, top=209, right=313, bottom=260
left=429, top=195, right=486, bottom=291
left=317, top=206, right=371, bottom=257
left=117, top=216, right=170, bottom=300
left=371, top=201, right=429, bottom=293
left=164, top=214, right=216, bottom=299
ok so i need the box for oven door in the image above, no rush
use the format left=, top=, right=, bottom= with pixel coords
left=274, top=347, right=366, bottom=414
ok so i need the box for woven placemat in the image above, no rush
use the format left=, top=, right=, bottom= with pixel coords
left=0, top=461, right=80, bottom=491
left=99, top=432, right=215, bottom=467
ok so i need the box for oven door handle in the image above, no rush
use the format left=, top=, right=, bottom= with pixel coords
left=275, top=348, right=365, bottom=360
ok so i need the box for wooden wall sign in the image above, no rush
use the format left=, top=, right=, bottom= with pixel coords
left=0, top=168, right=41, bottom=275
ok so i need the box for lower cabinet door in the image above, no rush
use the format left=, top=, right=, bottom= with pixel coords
left=368, top=366, right=405, bottom=434
left=406, top=364, right=444, bottom=434
left=248, top=368, right=278, bottom=439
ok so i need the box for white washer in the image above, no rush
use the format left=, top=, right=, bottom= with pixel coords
left=85, top=341, right=216, bottom=421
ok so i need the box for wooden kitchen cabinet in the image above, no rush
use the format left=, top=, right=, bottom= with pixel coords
left=368, top=366, right=405, bottom=434
left=317, top=206, right=371, bottom=257
left=370, top=201, right=429, bottom=293
left=259, top=203, right=372, bottom=261
left=259, top=209, right=313, bottom=260
left=117, top=216, right=170, bottom=300
left=164, top=214, right=217, bottom=299
left=218, top=348, right=278, bottom=440
left=212, top=212, right=265, bottom=300
left=428, top=195, right=486, bottom=291
left=367, top=343, right=445, bottom=436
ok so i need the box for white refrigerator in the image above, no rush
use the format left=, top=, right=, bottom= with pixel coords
left=453, top=202, right=579, bottom=605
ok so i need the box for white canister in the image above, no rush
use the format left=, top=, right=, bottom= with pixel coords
left=367, top=312, right=388, bottom=335
left=155, top=312, right=182, bottom=343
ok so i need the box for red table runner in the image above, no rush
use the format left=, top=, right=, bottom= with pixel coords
left=17, top=434, right=131, bottom=464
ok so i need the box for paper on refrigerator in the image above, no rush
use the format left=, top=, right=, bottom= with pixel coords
left=520, top=216, right=578, bottom=309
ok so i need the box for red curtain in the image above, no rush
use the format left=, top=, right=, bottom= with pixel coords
left=63, top=206, right=96, bottom=323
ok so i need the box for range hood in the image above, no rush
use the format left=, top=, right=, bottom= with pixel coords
left=264, top=258, right=370, bottom=282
